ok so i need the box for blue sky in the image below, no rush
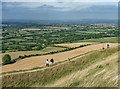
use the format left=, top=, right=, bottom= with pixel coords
left=2, top=2, right=118, bottom=21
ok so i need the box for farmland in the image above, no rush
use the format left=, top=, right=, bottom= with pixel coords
left=2, top=46, right=65, bottom=60
left=79, top=37, right=118, bottom=43
left=1, top=22, right=118, bottom=72
left=2, top=43, right=118, bottom=73
left=2, top=23, right=118, bottom=53
left=54, top=42, right=95, bottom=48
left=1, top=22, right=119, bottom=87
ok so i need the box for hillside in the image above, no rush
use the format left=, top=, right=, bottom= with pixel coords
left=2, top=46, right=118, bottom=87
left=2, top=43, right=118, bottom=73
left=46, top=52, right=118, bottom=87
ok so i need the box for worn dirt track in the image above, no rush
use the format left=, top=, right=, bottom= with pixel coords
left=2, top=43, right=118, bottom=73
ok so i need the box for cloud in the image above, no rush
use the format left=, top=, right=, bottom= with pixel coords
left=2, top=0, right=119, bottom=2
left=2, top=2, right=118, bottom=21
left=2, top=1, right=118, bottom=13
left=2, top=2, right=93, bottom=12
left=52, top=4, right=92, bottom=11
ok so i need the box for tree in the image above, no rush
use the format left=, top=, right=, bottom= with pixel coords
left=2, top=54, right=11, bottom=65
left=36, top=45, right=43, bottom=50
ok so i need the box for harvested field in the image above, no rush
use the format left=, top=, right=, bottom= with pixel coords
left=2, top=47, right=65, bottom=60
left=2, top=43, right=118, bottom=73
left=55, top=42, right=95, bottom=48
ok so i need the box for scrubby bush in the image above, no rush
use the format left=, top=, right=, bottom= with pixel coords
left=19, top=56, right=22, bottom=59
left=2, top=54, right=11, bottom=65
left=19, top=56, right=25, bottom=59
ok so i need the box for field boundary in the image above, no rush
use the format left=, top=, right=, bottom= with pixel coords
left=2, top=44, right=91, bottom=66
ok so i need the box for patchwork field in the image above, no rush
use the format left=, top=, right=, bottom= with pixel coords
left=2, top=43, right=118, bottom=73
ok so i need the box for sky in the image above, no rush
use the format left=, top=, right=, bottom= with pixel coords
left=2, top=0, right=119, bottom=2
left=2, top=1, right=118, bottom=22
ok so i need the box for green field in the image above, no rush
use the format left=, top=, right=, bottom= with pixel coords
left=2, top=23, right=118, bottom=53
left=78, top=37, right=118, bottom=43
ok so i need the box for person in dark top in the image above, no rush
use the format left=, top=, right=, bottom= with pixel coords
left=50, top=58, right=54, bottom=65
left=107, top=44, right=110, bottom=48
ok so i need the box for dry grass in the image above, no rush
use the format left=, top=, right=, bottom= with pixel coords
left=48, top=52, right=118, bottom=87
left=2, top=46, right=118, bottom=87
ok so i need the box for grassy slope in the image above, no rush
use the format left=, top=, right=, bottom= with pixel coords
left=49, top=52, right=118, bottom=87
left=2, top=46, right=118, bottom=87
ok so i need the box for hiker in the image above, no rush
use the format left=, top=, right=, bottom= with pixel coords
left=46, top=59, right=49, bottom=67
left=107, top=44, right=110, bottom=48
left=102, top=45, right=104, bottom=50
left=50, top=58, right=54, bottom=66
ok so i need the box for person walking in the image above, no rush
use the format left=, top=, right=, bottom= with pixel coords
left=50, top=58, right=54, bottom=66
left=107, top=44, right=110, bottom=48
left=102, top=45, right=104, bottom=50
left=46, top=59, right=49, bottom=67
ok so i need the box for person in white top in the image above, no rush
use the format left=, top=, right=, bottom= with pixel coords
left=46, top=59, right=49, bottom=67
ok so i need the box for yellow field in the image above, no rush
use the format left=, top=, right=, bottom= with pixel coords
left=55, top=42, right=96, bottom=48
left=2, top=47, right=65, bottom=60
